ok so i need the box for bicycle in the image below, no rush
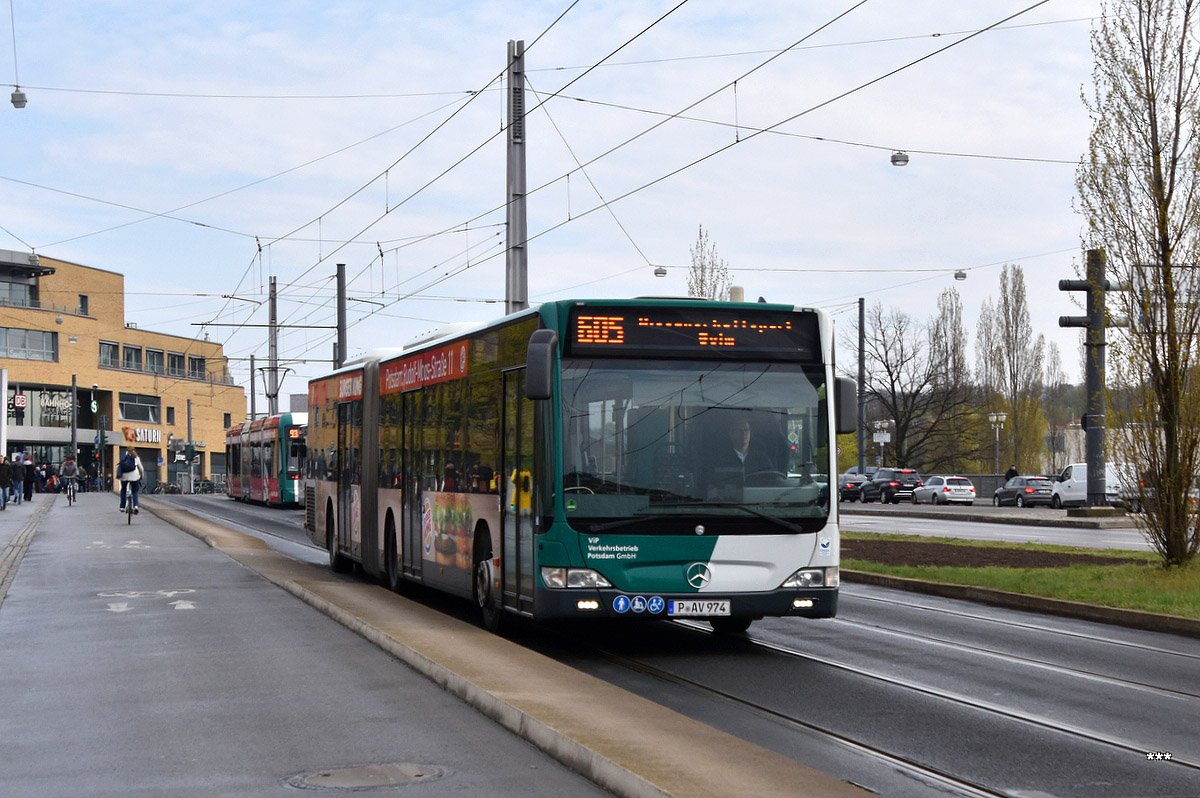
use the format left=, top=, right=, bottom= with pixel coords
left=119, top=481, right=138, bottom=524
left=65, top=477, right=76, bottom=507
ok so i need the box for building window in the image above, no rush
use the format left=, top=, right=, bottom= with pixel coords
left=146, top=349, right=164, bottom=375
left=0, top=328, right=58, bottom=361
left=224, top=413, right=232, bottom=429
left=78, top=294, right=89, bottom=316
left=122, top=345, right=142, bottom=371
left=0, top=281, right=35, bottom=307
left=167, top=406, right=175, bottom=425
left=188, top=356, right=206, bottom=380
left=99, top=341, right=119, bottom=368
left=168, top=352, right=185, bottom=377
left=118, top=393, right=161, bottom=424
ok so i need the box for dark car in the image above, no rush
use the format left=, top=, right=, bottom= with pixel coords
left=837, top=473, right=866, bottom=502
left=860, top=467, right=923, bottom=504
left=993, top=475, right=1055, bottom=507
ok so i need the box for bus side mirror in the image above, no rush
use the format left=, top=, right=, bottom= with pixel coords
left=835, top=377, right=856, bottom=435
left=526, top=329, right=558, bottom=400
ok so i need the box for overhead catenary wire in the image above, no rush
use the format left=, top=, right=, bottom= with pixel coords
left=268, top=0, right=698, bottom=337
left=260, top=0, right=1060, bottom=373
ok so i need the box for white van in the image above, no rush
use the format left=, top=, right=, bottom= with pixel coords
left=1051, top=462, right=1124, bottom=508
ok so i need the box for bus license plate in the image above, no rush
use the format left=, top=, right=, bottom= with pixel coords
left=668, top=599, right=730, bottom=617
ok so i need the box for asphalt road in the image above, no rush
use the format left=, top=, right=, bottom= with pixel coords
left=10, top=492, right=1195, bottom=797
left=155, top=495, right=1200, bottom=798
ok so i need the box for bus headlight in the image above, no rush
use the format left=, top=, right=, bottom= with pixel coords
left=782, top=567, right=838, bottom=589
left=541, top=567, right=613, bottom=589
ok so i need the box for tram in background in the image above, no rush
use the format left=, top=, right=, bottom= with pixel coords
left=225, top=412, right=308, bottom=506
left=306, top=298, right=855, bottom=633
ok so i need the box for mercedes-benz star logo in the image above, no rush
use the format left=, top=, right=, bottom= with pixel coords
left=686, top=562, right=712, bottom=589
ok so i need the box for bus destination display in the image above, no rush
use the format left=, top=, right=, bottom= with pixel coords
left=566, top=306, right=818, bottom=359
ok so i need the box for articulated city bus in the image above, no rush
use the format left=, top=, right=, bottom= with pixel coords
left=225, top=412, right=308, bottom=506
left=305, top=298, right=855, bottom=633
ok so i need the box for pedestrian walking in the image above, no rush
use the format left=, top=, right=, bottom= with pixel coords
left=10, top=455, right=25, bottom=505
left=23, top=458, right=37, bottom=502
left=0, top=454, right=11, bottom=509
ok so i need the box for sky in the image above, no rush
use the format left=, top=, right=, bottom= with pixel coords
left=1, top=0, right=1103, bottom=408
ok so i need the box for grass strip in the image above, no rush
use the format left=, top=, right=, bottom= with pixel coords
left=843, top=531, right=1200, bottom=619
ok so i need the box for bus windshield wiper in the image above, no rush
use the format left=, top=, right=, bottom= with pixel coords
left=586, top=502, right=809, bottom=534
left=649, top=501, right=809, bottom=534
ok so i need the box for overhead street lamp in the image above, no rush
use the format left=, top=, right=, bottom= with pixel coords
left=988, top=412, right=1007, bottom=476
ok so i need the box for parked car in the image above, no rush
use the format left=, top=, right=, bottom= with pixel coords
left=912, top=475, right=976, bottom=505
left=1050, top=462, right=1123, bottom=508
left=192, top=479, right=216, bottom=494
left=860, top=467, right=923, bottom=504
left=1119, top=471, right=1200, bottom=513
left=994, top=475, right=1055, bottom=507
left=837, top=472, right=866, bottom=502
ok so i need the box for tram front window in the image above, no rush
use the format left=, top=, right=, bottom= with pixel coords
left=560, top=359, right=830, bottom=534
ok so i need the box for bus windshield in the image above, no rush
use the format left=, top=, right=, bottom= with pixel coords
left=560, top=359, right=830, bottom=533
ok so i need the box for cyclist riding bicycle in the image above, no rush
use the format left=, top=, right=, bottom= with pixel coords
left=116, top=447, right=144, bottom=514
left=59, top=456, right=81, bottom=500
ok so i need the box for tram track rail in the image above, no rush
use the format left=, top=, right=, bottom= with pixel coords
left=830, top=615, right=1200, bottom=703
left=542, top=617, right=1200, bottom=797
left=843, top=589, right=1200, bottom=662
left=580, top=624, right=1013, bottom=798
left=671, top=620, right=1200, bottom=771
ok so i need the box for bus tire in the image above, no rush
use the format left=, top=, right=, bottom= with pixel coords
left=710, top=616, right=753, bottom=634
left=327, top=509, right=352, bottom=574
left=473, top=525, right=505, bottom=634
left=385, top=513, right=403, bottom=593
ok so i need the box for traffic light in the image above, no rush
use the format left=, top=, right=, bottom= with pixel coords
left=185, top=444, right=196, bottom=463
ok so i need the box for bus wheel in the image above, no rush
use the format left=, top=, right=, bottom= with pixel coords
left=327, top=511, right=352, bottom=574
left=385, top=515, right=402, bottom=593
left=473, top=535, right=505, bottom=634
left=710, top=616, right=752, bottom=634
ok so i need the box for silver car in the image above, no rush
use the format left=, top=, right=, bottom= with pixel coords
left=911, top=475, right=976, bottom=505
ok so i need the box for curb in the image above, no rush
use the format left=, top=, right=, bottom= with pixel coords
left=839, top=505, right=1137, bottom=529
left=843, top=569, right=1200, bottom=640
left=141, top=497, right=873, bottom=798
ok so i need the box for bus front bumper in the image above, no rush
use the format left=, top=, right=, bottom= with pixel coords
left=535, top=587, right=837, bottom=620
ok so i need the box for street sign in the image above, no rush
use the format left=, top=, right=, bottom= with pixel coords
left=873, top=432, right=891, bottom=443
left=90, top=400, right=98, bottom=413
left=13, top=394, right=26, bottom=409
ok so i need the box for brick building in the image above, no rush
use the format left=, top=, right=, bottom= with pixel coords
left=0, top=249, right=245, bottom=489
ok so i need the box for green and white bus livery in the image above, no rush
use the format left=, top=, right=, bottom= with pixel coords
left=306, top=298, right=855, bottom=633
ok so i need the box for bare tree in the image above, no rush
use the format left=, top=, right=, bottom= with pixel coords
left=925, top=288, right=988, bottom=471
left=1076, top=0, right=1200, bottom=566
left=687, top=225, right=731, bottom=300
left=856, top=301, right=978, bottom=472
left=977, top=265, right=1046, bottom=472
left=1043, top=342, right=1074, bottom=473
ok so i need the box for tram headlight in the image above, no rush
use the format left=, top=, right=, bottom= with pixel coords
left=782, top=567, right=838, bottom=589
left=540, top=567, right=613, bottom=589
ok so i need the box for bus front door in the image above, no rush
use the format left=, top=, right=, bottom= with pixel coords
left=337, top=401, right=362, bottom=558
left=502, top=370, right=535, bottom=614
left=402, top=391, right=422, bottom=579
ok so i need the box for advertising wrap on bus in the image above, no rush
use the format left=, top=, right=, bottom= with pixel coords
left=305, top=299, right=853, bottom=635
